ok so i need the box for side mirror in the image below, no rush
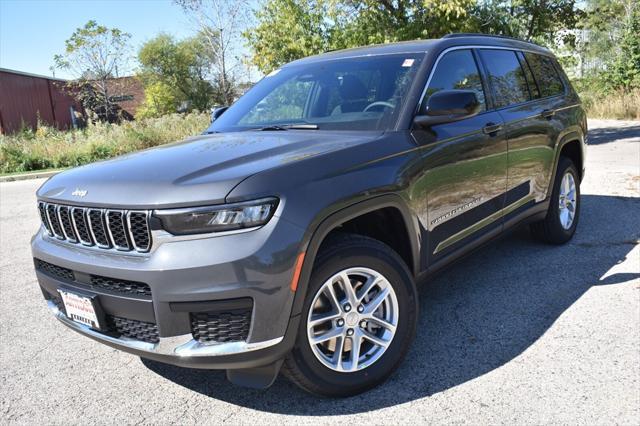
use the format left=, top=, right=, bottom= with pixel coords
left=414, top=90, right=481, bottom=127
left=210, top=106, right=229, bottom=123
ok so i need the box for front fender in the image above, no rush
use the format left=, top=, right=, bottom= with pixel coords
left=288, top=194, right=421, bottom=317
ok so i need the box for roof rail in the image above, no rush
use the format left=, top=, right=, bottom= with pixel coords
left=443, top=33, right=533, bottom=43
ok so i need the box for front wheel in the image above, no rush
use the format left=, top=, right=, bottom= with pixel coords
left=531, top=156, right=581, bottom=244
left=283, top=234, right=418, bottom=397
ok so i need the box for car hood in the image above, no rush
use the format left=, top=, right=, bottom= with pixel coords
left=37, top=130, right=383, bottom=208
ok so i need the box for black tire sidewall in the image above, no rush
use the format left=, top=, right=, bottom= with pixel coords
left=289, top=238, right=418, bottom=395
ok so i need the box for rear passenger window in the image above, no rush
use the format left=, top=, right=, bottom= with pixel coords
left=517, top=51, right=540, bottom=99
left=425, top=49, right=486, bottom=112
left=524, top=53, right=564, bottom=97
left=479, top=49, right=530, bottom=108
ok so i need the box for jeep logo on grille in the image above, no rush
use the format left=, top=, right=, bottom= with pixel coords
left=71, top=188, right=88, bottom=197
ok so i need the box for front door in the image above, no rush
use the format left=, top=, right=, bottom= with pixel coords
left=410, top=48, right=508, bottom=264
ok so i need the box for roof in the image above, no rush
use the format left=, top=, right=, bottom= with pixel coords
left=0, top=67, right=68, bottom=82
left=286, top=34, right=552, bottom=66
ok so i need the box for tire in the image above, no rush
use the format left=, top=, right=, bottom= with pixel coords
left=283, top=233, right=418, bottom=397
left=531, top=156, right=581, bottom=244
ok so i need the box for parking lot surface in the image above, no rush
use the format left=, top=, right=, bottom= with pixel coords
left=1, top=119, right=638, bottom=424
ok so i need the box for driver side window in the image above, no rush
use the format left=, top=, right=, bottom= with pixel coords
left=424, top=49, right=486, bottom=112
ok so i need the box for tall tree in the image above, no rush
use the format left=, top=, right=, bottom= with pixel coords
left=604, top=2, right=640, bottom=90
left=54, top=20, right=132, bottom=122
left=174, top=0, right=252, bottom=105
left=244, top=0, right=331, bottom=74
left=244, top=0, right=585, bottom=74
left=472, top=0, right=584, bottom=45
left=138, top=33, right=215, bottom=114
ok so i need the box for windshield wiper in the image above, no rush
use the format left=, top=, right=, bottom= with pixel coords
left=257, top=124, right=318, bottom=131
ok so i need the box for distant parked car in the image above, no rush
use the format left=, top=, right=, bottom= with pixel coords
left=32, top=33, right=586, bottom=397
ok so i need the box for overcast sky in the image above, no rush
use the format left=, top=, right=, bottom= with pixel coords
left=0, top=0, right=256, bottom=80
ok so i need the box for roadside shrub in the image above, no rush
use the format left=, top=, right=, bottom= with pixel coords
left=0, top=112, right=210, bottom=174
left=580, top=89, right=640, bottom=120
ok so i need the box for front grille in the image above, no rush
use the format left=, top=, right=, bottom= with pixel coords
left=106, top=210, right=130, bottom=250
left=49, top=294, right=158, bottom=344
left=58, top=206, right=78, bottom=242
left=106, top=316, right=159, bottom=344
left=191, top=309, right=252, bottom=344
left=34, top=258, right=151, bottom=299
left=46, top=204, right=64, bottom=238
left=34, top=258, right=75, bottom=281
left=72, top=207, right=92, bottom=245
left=128, top=212, right=151, bottom=251
left=37, top=202, right=151, bottom=253
left=38, top=203, right=52, bottom=236
left=87, top=209, right=110, bottom=248
left=90, top=275, right=152, bottom=297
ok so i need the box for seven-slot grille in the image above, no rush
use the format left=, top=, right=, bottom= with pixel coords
left=38, top=202, right=151, bottom=252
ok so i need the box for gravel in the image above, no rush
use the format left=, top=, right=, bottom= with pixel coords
left=1, top=119, right=638, bottom=424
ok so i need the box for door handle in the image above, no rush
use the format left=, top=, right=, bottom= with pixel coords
left=541, top=109, right=555, bottom=119
left=482, top=123, right=502, bottom=135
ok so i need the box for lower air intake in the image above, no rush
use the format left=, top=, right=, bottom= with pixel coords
left=191, top=308, right=252, bottom=344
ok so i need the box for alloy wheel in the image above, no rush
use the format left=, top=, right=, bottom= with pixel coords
left=558, top=171, right=577, bottom=230
left=306, top=267, right=399, bottom=372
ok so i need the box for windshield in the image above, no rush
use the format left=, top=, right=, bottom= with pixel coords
left=209, top=53, right=424, bottom=132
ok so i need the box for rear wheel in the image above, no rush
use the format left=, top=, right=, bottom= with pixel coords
left=531, top=157, right=581, bottom=244
left=283, top=234, right=418, bottom=397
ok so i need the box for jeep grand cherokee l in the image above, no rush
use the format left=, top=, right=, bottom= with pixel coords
left=32, top=34, right=586, bottom=397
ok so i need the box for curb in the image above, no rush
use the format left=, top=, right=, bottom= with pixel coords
left=0, top=170, right=62, bottom=183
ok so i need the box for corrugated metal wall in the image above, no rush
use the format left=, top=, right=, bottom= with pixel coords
left=0, top=69, right=81, bottom=134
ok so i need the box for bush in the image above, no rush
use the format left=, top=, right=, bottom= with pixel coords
left=574, top=78, right=640, bottom=120
left=579, top=89, right=640, bottom=120
left=0, top=112, right=210, bottom=174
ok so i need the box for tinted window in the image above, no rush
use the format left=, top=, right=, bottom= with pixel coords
left=517, top=51, right=540, bottom=99
left=424, top=49, right=486, bottom=112
left=209, top=53, right=423, bottom=132
left=524, top=53, right=564, bottom=97
left=479, top=49, right=530, bottom=108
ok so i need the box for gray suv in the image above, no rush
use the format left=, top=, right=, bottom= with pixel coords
left=32, top=34, right=586, bottom=397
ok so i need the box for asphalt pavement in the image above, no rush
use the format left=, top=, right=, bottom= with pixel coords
left=1, top=119, right=639, bottom=424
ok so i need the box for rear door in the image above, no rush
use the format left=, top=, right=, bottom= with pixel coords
left=410, top=48, right=508, bottom=263
left=477, top=49, right=563, bottom=211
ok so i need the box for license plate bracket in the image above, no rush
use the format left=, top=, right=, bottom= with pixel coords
left=58, top=289, right=105, bottom=330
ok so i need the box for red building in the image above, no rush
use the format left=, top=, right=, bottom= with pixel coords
left=0, top=68, right=81, bottom=134
left=0, top=68, right=145, bottom=134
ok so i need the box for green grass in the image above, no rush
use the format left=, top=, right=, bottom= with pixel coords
left=0, top=112, right=210, bottom=174
left=0, top=168, right=65, bottom=178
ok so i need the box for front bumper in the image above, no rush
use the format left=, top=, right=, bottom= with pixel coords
left=31, top=212, right=306, bottom=370
left=45, top=299, right=300, bottom=370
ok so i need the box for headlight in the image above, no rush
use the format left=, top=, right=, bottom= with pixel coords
left=154, top=198, right=278, bottom=235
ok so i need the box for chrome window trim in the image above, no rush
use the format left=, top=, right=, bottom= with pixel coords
left=416, top=44, right=564, bottom=114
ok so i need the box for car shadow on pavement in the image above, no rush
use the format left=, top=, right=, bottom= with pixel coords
left=587, top=124, right=640, bottom=145
left=142, top=194, right=639, bottom=414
